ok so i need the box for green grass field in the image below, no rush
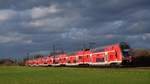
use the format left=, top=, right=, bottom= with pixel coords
left=0, top=66, right=150, bottom=84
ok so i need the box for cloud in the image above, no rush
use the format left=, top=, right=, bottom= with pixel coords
left=0, top=32, right=32, bottom=44
left=0, top=9, right=16, bottom=21
left=130, top=9, right=150, bottom=20
left=30, top=4, right=61, bottom=19
left=61, top=28, right=90, bottom=40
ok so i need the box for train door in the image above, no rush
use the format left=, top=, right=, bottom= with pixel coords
left=78, top=56, right=83, bottom=64
left=108, top=51, right=117, bottom=63
left=105, top=52, right=108, bottom=63
left=83, top=55, right=90, bottom=64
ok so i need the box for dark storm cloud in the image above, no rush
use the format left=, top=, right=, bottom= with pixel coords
left=0, top=0, right=150, bottom=58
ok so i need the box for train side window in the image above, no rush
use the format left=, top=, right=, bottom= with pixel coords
left=115, top=51, right=117, bottom=58
left=68, top=60, right=70, bottom=63
left=79, top=56, right=82, bottom=59
left=73, top=59, right=76, bottom=63
left=86, top=55, right=90, bottom=58
left=96, top=58, right=104, bottom=62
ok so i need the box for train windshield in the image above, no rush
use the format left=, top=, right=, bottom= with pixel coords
left=120, top=42, right=130, bottom=57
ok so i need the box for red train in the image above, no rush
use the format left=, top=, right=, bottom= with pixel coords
left=25, top=42, right=133, bottom=67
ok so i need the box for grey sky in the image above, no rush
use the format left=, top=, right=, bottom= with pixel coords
left=0, top=0, right=150, bottom=58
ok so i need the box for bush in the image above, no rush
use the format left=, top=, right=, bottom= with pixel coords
left=131, top=48, right=150, bottom=66
left=0, top=59, right=14, bottom=66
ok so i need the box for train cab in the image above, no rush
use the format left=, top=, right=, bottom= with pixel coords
left=119, top=42, right=132, bottom=64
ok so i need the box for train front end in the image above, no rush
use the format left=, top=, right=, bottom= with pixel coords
left=119, top=42, right=133, bottom=65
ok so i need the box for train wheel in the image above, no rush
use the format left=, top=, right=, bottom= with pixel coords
left=110, top=63, right=121, bottom=68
